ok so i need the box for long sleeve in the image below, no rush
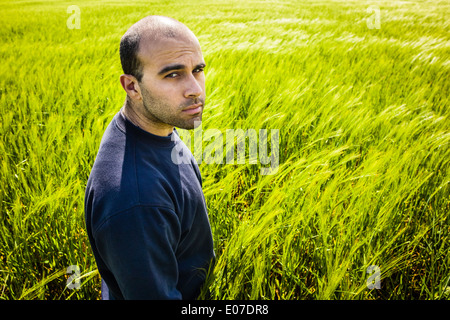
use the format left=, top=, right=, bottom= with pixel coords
left=93, top=205, right=182, bottom=300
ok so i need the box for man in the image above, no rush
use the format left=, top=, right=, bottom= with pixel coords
left=84, top=15, right=215, bottom=300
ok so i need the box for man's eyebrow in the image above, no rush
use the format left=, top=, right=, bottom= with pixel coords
left=195, top=63, right=206, bottom=70
left=158, top=63, right=206, bottom=75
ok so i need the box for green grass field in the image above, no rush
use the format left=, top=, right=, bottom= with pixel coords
left=0, top=0, right=449, bottom=300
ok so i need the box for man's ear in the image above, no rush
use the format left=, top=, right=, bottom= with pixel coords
left=120, top=74, right=142, bottom=101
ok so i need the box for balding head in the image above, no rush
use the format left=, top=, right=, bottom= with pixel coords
left=120, top=15, right=197, bottom=82
left=118, top=16, right=205, bottom=136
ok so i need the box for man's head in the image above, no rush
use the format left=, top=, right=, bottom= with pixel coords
left=119, top=16, right=205, bottom=135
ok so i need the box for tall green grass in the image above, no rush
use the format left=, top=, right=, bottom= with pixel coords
left=0, top=0, right=448, bottom=299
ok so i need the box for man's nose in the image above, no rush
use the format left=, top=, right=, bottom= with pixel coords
left=184, top=74, right=203, bottom=99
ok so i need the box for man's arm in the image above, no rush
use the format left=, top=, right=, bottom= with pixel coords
left=94, top=205, right=182, bottom=299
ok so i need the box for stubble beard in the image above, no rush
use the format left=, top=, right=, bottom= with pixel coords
left=141, top=85, right=203, bottom=131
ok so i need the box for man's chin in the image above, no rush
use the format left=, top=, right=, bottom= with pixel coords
left=178, top=116, right=202, bottom=130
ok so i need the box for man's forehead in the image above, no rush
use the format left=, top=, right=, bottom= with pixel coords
left=139, top=35, right=203, bottom=70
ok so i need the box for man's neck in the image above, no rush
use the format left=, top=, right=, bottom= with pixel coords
left=121, top=102, right=174, bottom=137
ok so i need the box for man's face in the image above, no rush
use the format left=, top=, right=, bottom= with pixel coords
left=136, top=34, right=206, bottom=131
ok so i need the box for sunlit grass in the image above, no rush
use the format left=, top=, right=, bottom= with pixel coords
left=0, top=0, right=449, bottom=299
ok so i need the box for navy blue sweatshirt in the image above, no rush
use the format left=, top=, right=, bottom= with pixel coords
left=84, top=109, right=215, bottom=300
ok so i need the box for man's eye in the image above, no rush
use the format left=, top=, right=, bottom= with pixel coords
left=165, top=72, right=179, bottom=78
left=193, top=68, right=204, bottom=73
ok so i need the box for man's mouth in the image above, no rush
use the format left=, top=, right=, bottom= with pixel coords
left=182, top=103, right=203, bottom=115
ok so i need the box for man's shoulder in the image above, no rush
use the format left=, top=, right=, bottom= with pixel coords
left=85, top=168, right=177, bottom=237
left=86, top=153, right=176, bottom=215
